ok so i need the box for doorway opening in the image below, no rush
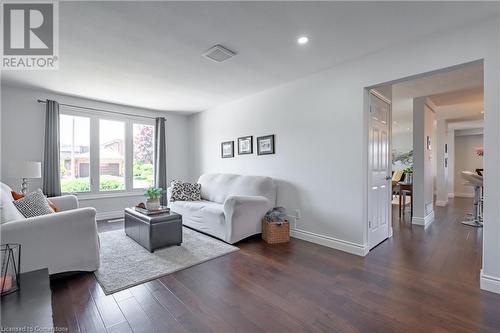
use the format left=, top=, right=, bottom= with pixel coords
left=367, top=61, right=484, bottom=256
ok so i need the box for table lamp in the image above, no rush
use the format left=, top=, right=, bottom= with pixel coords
left=8, top=161, right=42, bottom=194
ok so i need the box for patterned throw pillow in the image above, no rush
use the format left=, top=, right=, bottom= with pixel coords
left=170, top=180, right=201, bottom=201
left=13, top=189, right=55, bottom=218
left=11, top=191, right=59, bottom=212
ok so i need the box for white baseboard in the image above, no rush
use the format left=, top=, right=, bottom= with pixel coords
left=290, top=228, right=368, bottom=257
left=454, top=192, right=474, bottom=198
left=435, top=200, right=448, bottom=207
left=480, top=269, right=500, bottom=294
left=96, top=210, right=124, bottom=221
left=412, top=210, right=435, bottom=227
left=448, top=193, right=455, bottom=198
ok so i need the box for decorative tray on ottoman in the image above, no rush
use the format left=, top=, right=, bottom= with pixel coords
left=134, top=205, right=170, bottom=215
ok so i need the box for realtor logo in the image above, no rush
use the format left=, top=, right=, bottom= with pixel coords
left=1, top=1, right=59, bottom=69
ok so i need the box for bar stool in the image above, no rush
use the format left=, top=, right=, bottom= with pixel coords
left=461, top=171, right=483, bottom=227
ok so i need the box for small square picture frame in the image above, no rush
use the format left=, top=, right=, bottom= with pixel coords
left=221, top=141, right=234, bottom=158
left=238, top=136, right=253, bottom=155
left=257, top=135, right=275, bottom=155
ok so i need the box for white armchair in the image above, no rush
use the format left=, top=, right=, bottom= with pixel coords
left=0, top=182, right=100, bottom=274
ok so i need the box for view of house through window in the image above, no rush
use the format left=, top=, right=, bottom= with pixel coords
left=59, top=113, right=154, bottom=193
left=133, top=124, right=154, bottom=188
left=59, top=114, right=91, bottom=193
left=99, top=119, right=126, bottom=191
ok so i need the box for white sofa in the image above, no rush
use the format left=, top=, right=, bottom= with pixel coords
left=168, top=174, right=277, bottom=244
left=0, top=182, right=100, bottom=274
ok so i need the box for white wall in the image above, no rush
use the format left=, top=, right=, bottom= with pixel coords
left=454, top=133, right=484, bottom=197
left=412, top=98, right=436, bottom=226
left=447, top=129, right=456, bottom=197
left=0, top=84, right=191, bottom=219
left=189, top=18, right=500, bottom=293
left=393, top=131, right=413, bottom=155
left=392, top=131, right=413, bottom=171
left=435, top=119, right=449, bottom=206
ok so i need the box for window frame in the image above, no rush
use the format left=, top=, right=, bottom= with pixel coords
left=59, top=112, right=92, bottom=194
left=98, top=117, right=127, bottom=192
left=60, top=107, right=155, bottom=197
left=132, top=122, right=155, bottom=190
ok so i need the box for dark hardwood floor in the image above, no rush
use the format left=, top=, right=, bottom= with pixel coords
left=51, top=198, right=500, bottom=332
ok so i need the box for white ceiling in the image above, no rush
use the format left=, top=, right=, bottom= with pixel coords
left=448, top=120, right=484, bottom=131
left=391, top=62, right=484, bottom=133
left=429, top=86, right=483, bottom=106
left=2, top=1, right=498, bottom=112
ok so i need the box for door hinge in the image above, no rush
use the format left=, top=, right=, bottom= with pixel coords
left=369, top=220, right=372, bottom=228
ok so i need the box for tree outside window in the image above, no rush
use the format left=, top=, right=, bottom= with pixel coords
left=133, top=124, right=154, bottom=188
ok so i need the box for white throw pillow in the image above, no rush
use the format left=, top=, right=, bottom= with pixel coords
left=0, top=182, right=25, bottom=224
left=13, top=189, right=54, bottom=218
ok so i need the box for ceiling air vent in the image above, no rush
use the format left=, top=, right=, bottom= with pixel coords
left=202, top=44, right=236, bottom=63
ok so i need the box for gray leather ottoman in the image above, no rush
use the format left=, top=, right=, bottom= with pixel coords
left=124, top=208, right=182, bottom=252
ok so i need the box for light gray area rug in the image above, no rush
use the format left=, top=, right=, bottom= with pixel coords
left=95, top=227, right=238, bottom=294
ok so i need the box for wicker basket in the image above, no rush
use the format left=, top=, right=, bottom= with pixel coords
left=262, top=218, right=290, bottom=244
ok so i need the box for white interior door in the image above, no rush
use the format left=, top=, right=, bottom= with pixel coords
left=368, top=91, right=391, bottom=249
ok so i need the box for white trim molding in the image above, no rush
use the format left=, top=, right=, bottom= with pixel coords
left=412, top=210, right=435, bottom=227
left=77, top=192, right=145, bottom=201
left=291, top=228, right=368, bottom=257
left=480, top=269, right=500, bottom=294
left=96, top=210, right=124, bottom=221
left=454, top=192, right=474, bottom=198
left=435, top=200, right=448, bottom=207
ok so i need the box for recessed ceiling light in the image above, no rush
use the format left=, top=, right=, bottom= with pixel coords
left=297, top=36, right=309, bottom=45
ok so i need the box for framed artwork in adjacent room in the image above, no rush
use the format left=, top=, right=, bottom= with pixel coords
left=238, top=136, right=253, bottom=155
left=221, top=141, right=234, bottom=158
left=257, top=135, right=275, bottom=155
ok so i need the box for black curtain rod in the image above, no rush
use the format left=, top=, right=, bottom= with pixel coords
left=37, top=99, right=157, bottom=120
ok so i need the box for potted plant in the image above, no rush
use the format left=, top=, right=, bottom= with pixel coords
left=403, top=166, right=413, bottom=184
left=144, top=187, right=164, bottom=210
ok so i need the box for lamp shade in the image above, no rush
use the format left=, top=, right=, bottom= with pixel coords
left=8, top=161, right=42, bottom=178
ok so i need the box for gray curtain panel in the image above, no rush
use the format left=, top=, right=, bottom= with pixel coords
left=42, top=100, right=61, bottom=197
left=154, top=117, right=167, bottom=205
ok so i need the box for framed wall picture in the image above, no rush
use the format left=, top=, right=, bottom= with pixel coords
left=238, top=136, right=253, bottom=155
left=257, top=135, right=275, bottom=155
left=221, top=141, right=234, bottom=158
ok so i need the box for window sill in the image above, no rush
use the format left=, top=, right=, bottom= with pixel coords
left=72, top=191, right=146, bottom=201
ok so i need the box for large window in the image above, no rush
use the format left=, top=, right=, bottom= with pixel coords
left=133, top=124, right=154, bottom=189
left=59, top=114, right=91, bottom=193
left=59, top=111, right=155, bottom=194
left=99, top=119, right=126, bottom=191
